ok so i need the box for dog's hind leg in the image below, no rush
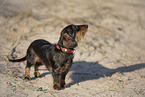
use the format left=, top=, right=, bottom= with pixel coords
left=34, top=57, right=42, bottom=78
left=34, top=62, right=42, bottom=78
left=23, top=61, right=32, bottom=80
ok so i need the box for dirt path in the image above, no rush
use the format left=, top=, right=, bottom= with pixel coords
left=0, top=0, right=145, bottom=96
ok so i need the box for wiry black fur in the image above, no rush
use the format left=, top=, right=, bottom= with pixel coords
left=8, top=24, right=88, bottom=90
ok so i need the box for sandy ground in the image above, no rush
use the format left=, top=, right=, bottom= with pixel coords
left=0, top=0, right=145, bottom=97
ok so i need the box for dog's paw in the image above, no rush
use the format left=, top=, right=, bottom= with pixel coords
left=63, top=84, right=68, bottom=88
left=34, top=71, right=42, bottom=78
left=61, top=84, right=68, bottom=88
left=53, top=84, right=61, bottom=90
left=23, top=75, right=31, bottom=80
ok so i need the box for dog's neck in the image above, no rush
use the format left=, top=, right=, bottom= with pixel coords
left=55, top=45, right=75, bottom=54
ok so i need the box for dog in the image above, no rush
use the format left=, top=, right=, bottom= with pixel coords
left=8, top=24, right=88, bottom=90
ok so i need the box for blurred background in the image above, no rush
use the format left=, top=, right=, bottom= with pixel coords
left=0, top=0, right=145, bottom=62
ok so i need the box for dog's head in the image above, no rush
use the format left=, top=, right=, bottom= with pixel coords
left=57, top=24, right=88, bottom=49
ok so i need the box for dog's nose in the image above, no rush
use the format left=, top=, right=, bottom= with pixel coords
left=84, top=25, right=88, bottom=28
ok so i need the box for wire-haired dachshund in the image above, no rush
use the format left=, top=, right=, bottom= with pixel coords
left=8, top=24, right=88, bottom=90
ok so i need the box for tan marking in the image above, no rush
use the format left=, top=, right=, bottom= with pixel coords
left=25, top=67, right=30, bottom=76
left=34, top=56, right=42, bottom=64
left=60, top=66, right=65, bottom=73
left=76, top=26, right=88, bottom=41
left=24, top=67, right=31, bottom=80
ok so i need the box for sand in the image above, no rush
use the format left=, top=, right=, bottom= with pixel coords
left=0, top=0, right=145, bottom=96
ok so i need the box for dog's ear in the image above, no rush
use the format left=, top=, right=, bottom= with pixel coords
left=61, top=33, right=69, bottom=41
left=61, top=33, right=70, bottom=48
left=57, top=33, right=70, bottom=47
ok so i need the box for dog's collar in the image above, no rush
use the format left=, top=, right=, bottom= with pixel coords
left=56, top=45, right=75, bottom=54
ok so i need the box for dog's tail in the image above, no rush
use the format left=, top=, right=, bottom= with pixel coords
left=8, top=56, right=26, bottom=62
left=8, top=45, right=26, bottom=62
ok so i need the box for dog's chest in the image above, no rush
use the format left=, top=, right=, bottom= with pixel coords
left=53, top=52, right=74, bottom=64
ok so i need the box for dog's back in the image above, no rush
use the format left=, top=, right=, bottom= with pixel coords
left=28, top=39, right=53, bottom=58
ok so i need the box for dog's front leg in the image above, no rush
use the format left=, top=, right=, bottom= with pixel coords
left=59, top=63, right=72, bottom=88
left=59, top=73, right=67, bottom=88
left=52, top=67, right=61, bottom=90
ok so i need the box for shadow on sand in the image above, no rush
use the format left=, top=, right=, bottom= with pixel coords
left=68, top=61, right=145, bottom=86
left=30, top=61, right=145, bottom=86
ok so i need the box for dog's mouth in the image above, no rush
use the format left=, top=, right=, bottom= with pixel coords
left=76, top=25, right=88, bottom=41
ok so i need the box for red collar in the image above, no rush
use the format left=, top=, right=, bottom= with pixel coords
left=56, top=45, right=75, bottom=54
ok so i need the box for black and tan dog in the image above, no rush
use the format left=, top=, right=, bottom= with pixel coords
left=8, top=24, right=88, bottom=90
